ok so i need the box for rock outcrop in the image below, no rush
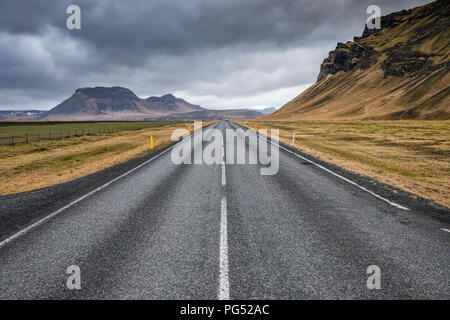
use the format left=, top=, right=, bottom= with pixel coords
left=380, top=44, right=435, bottom=78
left=317, top=42, right=378, bottom=82
left=317, top=0, right=448, bottom=83
left=265, top=0, right=449, bottom=121
left=354, top=9, right=411, bottom=41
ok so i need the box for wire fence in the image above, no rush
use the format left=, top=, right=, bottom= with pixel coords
left=0, top=125, right=150, bottom=146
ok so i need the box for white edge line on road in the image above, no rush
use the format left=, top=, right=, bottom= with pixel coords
left=218, top=195, right=230, bottom=300
left=0, top=127, right=206, bottom=249
left=240, top=123, right=410, bottom=211
left=441, top=228, right=450, bottom=233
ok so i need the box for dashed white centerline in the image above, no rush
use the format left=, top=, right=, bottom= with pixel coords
left=218, top=130, right=229, bottom=299
left=218, top=196, right=230, bottom=300
left=222, top=162, right=226, bottom=186
left=222, top=140, right=226, bottom=186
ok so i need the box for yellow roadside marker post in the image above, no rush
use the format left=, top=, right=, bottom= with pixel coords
left=188, top=125, right=191, bottom=134
left=150, top=135, right=154, bottom=149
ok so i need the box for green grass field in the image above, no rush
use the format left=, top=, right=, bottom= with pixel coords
left=0, top=121, right=175, bottom=145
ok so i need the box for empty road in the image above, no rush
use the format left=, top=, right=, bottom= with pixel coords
left=0, top=121, right=448, bottom=299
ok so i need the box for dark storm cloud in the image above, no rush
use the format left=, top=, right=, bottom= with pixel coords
left=0, top=0, right=434, bottom=109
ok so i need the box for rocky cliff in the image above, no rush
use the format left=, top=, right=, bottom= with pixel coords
left=268, top=0, right=449, bottom=120
left=316, top=42, right=378, bottom=82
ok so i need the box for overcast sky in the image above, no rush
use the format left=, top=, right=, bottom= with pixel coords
left=0, top=0, right=432, bottom=110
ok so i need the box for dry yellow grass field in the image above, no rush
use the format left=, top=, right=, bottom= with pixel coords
left=0, top=122, right=207, bottom=195
left=242, top=120, right=450, bottom=208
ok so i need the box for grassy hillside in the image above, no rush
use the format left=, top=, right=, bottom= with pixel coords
left=267, top=0, right=449, bottom=120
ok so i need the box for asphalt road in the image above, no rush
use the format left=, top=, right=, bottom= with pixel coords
left=0, top=120, right=448, bottom=299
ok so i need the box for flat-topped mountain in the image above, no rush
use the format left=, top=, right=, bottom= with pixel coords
left=43, top=87, right=146, bottom=120
left=38, top=87, right=205, bottom=120
left=32, top=86, right=262, bottom=121
left=267, top=0, right=449, bottom=120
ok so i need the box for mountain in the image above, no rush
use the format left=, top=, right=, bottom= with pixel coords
left=38, top=87, right=205, bottom=121
left=0, top=110, right=47, bottom=120
left=243, top=107, right=277, bottom=115
left=258, top=107, right=278, bottom=115
left=267, top=0, right=449, bottom=120
left=28, top=86, right=260, bottom=121
left=154, top=109, right=264, bottom=121
left=145, top=94, right=203, bottom=114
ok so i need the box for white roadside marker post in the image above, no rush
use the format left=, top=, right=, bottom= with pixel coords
left=292, top=132, right=296, bottom=145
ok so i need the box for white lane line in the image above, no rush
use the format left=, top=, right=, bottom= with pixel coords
left=222, top=137, right=226, bottom=186
left=222, top=162, right=226, bottom=186
left=441, top=228, right=450, bottom=233
left=218, top=196, right=230, bottom=300
left=239, top=123, right=410, bottom=211
left=0, top=125, right=211, bottom=249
